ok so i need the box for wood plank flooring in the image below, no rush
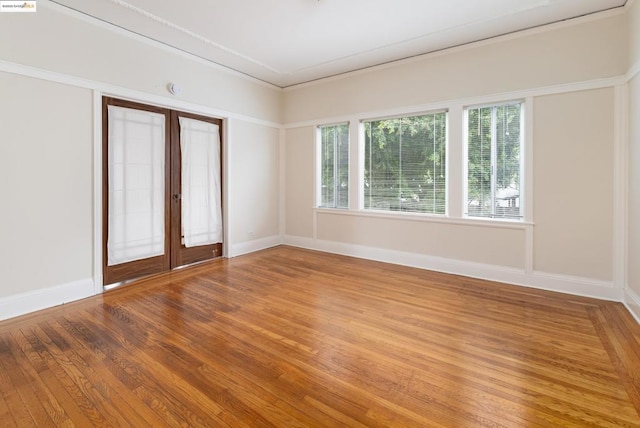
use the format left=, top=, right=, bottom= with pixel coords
left=1, top=246, right=639, bottom=427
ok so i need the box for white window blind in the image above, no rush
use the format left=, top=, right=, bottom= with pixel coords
left=179, top=117, right=223, bottom=247
left=364, top=112, right=447, bottom=214
left=319, top=123, right=349, bottom=209
left=107, top=105, right=165, bottom=265
left=466, top=102, right=522, bottom=219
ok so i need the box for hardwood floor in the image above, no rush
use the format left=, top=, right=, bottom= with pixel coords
left=1, top=246, right=639, bottom=427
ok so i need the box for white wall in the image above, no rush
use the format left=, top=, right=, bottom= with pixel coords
left=228, top=119, right=282, bottom=256
left=629, top=75, right=640, bottom=308
left=0, top=3, right=282, bottom=320
left=0, top=3, right=281, bottom=124
left=284, top=12, right=626, bottom=125
left=533, top=89, right=614, bottom=281
left=285, top=127, right=315, bottom=238
left=0, top=72, right=93, bottom=298
left=283, top=11, right=626, bottom=300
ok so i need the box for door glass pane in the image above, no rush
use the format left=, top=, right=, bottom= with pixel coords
left=179, top=117, right=222, bottom=247
left=107, top=105, right=165, bottom=265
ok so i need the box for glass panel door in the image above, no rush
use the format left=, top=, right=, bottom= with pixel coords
left=170, top=111, right=223, bottom=268
left=103, top=97, right=171, bottom=285
left=107, top=105, right=166, bottom=265
left=102, top=98, right=223, bottom=286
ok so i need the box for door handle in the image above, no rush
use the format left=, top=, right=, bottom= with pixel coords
left=173, top=194, right=181, bottom=200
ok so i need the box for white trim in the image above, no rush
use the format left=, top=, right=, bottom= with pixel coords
left=624, top=287, right=640, bottom=324
left=92, top=90, right=103, bottom=293
left=313, top=210, right=319, bottom=241
left=229, top=235, right=283, bottom=258
left=313, top=126, right=321, bottom=208
left=0, top=278, right=95, bottom=322
left=314, top=207, right=531, bottom=230
left=524, top=97, right=535, bottom=275
left=283, top=236, right=621, bottom=301
left=447, top=104, right=464, bottom=218
left=613, top=85, right=629, bottom=292
left=0, top=60, right=281, bottom=129
left=627, top=58, right=640, bottom=82
left=283, top=75, right=624, bottom=129
left=279, top=128, right=287, bottom=237
left=350, top=118, right=362, bottom=211
left=42, top=0, right=280, bottom=90
left=524, top=225, right=534, bottom=275
left=523, top=97, right=535, bottom=224
left=528, top=271, right=620, bottom=301
left=360, top=107, right=449, bottom=123
left=222, top=118, right=231, bottom=257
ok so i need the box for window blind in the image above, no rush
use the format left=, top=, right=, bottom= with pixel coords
left=179, top=117, right=223, bottom=247
left=467, top=102, right=522, bottom=219
left=319, top=123, right=349, bottom=209
left=107, top=105, right=166, bottom=265
left=364, top=112, right=447, bottom=214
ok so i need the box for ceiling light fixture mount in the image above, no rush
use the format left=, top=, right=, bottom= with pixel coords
left=167, top=83, right=181, bottom=96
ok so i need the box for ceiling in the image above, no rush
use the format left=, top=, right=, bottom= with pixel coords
left=50, top=0, right=626, bottom=88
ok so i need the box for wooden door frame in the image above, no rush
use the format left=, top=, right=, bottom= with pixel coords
left=102, top=97, right=172, bottom=285
left=170, top=110, right=224, bottom=268
left=101, top=96, right=225, bottom=286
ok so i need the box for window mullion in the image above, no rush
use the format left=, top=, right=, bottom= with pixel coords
left=399, top=120, right=403, bottom=211
left=490, top=106, right=497, bottom=217
left=333, top=127, right=338, bottom=207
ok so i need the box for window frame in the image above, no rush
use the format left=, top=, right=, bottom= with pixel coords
left=463, top=100, right=525, bottom=221
left=316, top=122, right=350, bottom=210
left=360, top=109, right=449, bottom=216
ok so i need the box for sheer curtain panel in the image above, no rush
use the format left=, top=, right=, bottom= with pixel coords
left=179, top=117, right=223, bottom=247
left=107, top=105, right=166, bottom=265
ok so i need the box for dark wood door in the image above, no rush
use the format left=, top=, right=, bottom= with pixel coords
left=103, top=98, right=223, bottom=286
left=170, top=110, right=223, bottom=268
left=102, top=97, right=172, bottom=285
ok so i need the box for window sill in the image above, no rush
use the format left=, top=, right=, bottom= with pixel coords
left=314, top=207, right=533, bottom=229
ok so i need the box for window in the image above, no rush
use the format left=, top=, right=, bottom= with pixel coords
left=466, top=102, right=523, bottom=219
left=319, top=123, right=349, bottom=209
left=364, top=112, right=447, bottom=214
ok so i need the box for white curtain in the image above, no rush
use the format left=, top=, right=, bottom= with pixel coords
left=179, top=117, right=223, bottom=247
left=107, top=105, right=165, bottom=265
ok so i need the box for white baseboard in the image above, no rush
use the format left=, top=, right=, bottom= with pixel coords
left=0, top=278, right=95, bottom=322
left=229, top=235, right=283, bottom=258
left=284, top=235, right=621, bottom=301
left=624, top=287, right=640, bottom=324
left=0, top=241, right=626, bottom=323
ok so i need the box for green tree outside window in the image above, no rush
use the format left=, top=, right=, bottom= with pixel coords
left=467, top=103, right=522, bottom=219
left=320, top=123, right=349, bottom=209
left=364, top=112, right=447, bottom=214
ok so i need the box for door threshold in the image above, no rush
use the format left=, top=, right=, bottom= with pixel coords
left=103, top=255, right=225, bottom=292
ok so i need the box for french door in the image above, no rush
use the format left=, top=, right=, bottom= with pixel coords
left=102, top=97, right=223, bottom=285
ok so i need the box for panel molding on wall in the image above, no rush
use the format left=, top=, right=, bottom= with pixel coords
left=284, top=235, right=621, bottom=302
left=0, top=278, right=95, bottom=322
